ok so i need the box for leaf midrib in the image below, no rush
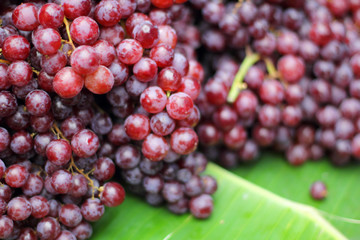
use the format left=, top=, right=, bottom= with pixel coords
left=206, top=163, right=347, bottom=240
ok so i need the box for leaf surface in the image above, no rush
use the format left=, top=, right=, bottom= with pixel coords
left=233, top=153, right=360, bottom=239
left=92, top=162, right=346, bottom=240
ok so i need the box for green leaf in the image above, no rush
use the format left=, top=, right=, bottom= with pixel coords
left=232, top=153, right=360, bottom=239
left=92, top=163, right=346, bottom=240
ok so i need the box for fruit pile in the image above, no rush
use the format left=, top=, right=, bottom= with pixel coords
left=180, top=0, right=360, bottom=168
left=3, top=0, right=360, bottom=238
left=0, top=0, right=217, bottom=239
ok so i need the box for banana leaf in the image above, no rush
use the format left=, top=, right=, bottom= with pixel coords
left=92, top=160, right=350, bottom=240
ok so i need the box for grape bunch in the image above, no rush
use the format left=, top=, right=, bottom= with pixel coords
left=176, top=0, right=360, bottom=168
left=0, top=0, right=217, bottom=239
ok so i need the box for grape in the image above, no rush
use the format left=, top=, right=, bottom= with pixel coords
left=51, top=170, right=73, bottom=194
left=310, top=181, right=327, bottom=200
left=46, top=139, right=72, bottom=166
left=189, top=194, right=213, bottom=219
left=70, top=16, right=100, bottom=45
left=64, top=0, right=91, bottom=20
left=115, top=144, right=140, bottom=169
left=0, top=215, right=13, bottom=239
left=100, top=182, right=125, bottom=207
left=116, top=39, right=143, bottom=65
left=7, top=197, right=32, bottom=221
left=37, top=217, right=61, bottom=240
left=70, top=221, right=92, bottom=240
left=166, top=93, right=194, bottom=120
left=93, top=40, right=116, bottom=67
left=30, top=196, right=50, bottom=218
left=170, top=128, right=198, bottom=155
left=0, top=0, right=220, bottom=229
left=12, top=3, right=39, bottom=31
left=2, top=35, right=30, bottom=61
left=53, top=67, right=84, bottom=99
left=140, top=86, right=167, bottom=114
left=142, top=134, right=169, bottom=161
left=81, top=198, right=105, bottom=222
left=95, top=0, right=122, bottom=27
left=5, top=164, right=29, bottom=188
left=25, top=90, right=51, bottom=116
left=133, top=57, right=158, bottom=83
left=150, top=43, right=174, bottom=68
left=85, top=66, right=114, bottom=94
left=93, top=157, right=116, bottom=181
left=38, top=3, right=64, bottom=28
left=41, top=51, right=67, bottom=76
left=59, top=204, right=83, bottom=227
left=8, top=61, right=33, bottom=87
left=33, top=28, right=62, bottom=55
left=70, top=46, right=100, bottom=75
left=71, top=129, right=100, bottom=158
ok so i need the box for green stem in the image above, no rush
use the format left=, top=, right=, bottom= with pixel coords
left=264, top=58, right=278, bottom=79
left=227, top=53, right=260, bottom=103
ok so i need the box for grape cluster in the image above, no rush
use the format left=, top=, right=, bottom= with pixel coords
left=0, top=0, right=217, bottom=239
left=177, top=0, right=360, bottom=168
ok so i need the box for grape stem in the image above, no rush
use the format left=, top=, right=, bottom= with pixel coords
left=0, top=59, right=11, bottom=65
left=233, top=0, right=244, bottom=13
left=227, top=53, right=260, bottom=103
left=92, top=102, right=105, bottom=114
left=264, top=57, right=287, bottom=87
left=51, top=123, right=100, bottom=199
left=264, top=58, right=279, bottom=79
left=32, top=68, right=40, bottom=75
left=63, top=17, right=76, bottom=51
left=120, top=20, right=130, bottom=38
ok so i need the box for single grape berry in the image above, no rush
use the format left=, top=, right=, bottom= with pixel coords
left=85, top=65, right=114, bottom=94
left=46, top=139, right=72, bottom=166
left=158, top=67, right=182, bottom=92
left=0, top=215, right=13, bottom=239
left=2, top=35, right=30, bottom=61
left=170, top=128, right=199, bottom=155
left=100, top=182, right=125, bottom=207
left=7, top=197, right=32, bottom=221
left=115, top=144, right=141, bottom=169
left=36, top=217, right=61, bottom=240
left=70, top=16, right=100, bottom=45
left=5, top=164, right=29, bottom=188
left=63, top=0, right=91, bottom=20
left=142, top=134, right=169, bottom=161
left=71, top=129, right=100, bottom=158
left=150, top=112, right=176, bottom=136
left=140, top=86, right=167, bottom=114
left=53, top=67, right=84, bottom=99
left=12, top=3, right=39, bottom=31
left=59, top=204, right=83, bottom=227
left=51, top=170, right=73, bottom=194
left=166, top=93, right=194, bottom=120
left=8, top=61, right=33, bottom=87
left=81, top=198, right=105, bottom=222
left=25, top=90, right=51, bottom=116
left=93, top=157, right=116, bottom=181
left=38, top=3, right=64, bottom=28
left=94, top=0, right=122, bottom=27
left=33, top=28, right=62, bottom=55
left=189, top=194, right=213, bottom=219
left=310, top=181, right=327, bottom=200
left=70, top=46, right=100, bottom=75
left=116, top=39, right=143, bottom=65
left=29, top=195, right=50, bottom=219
